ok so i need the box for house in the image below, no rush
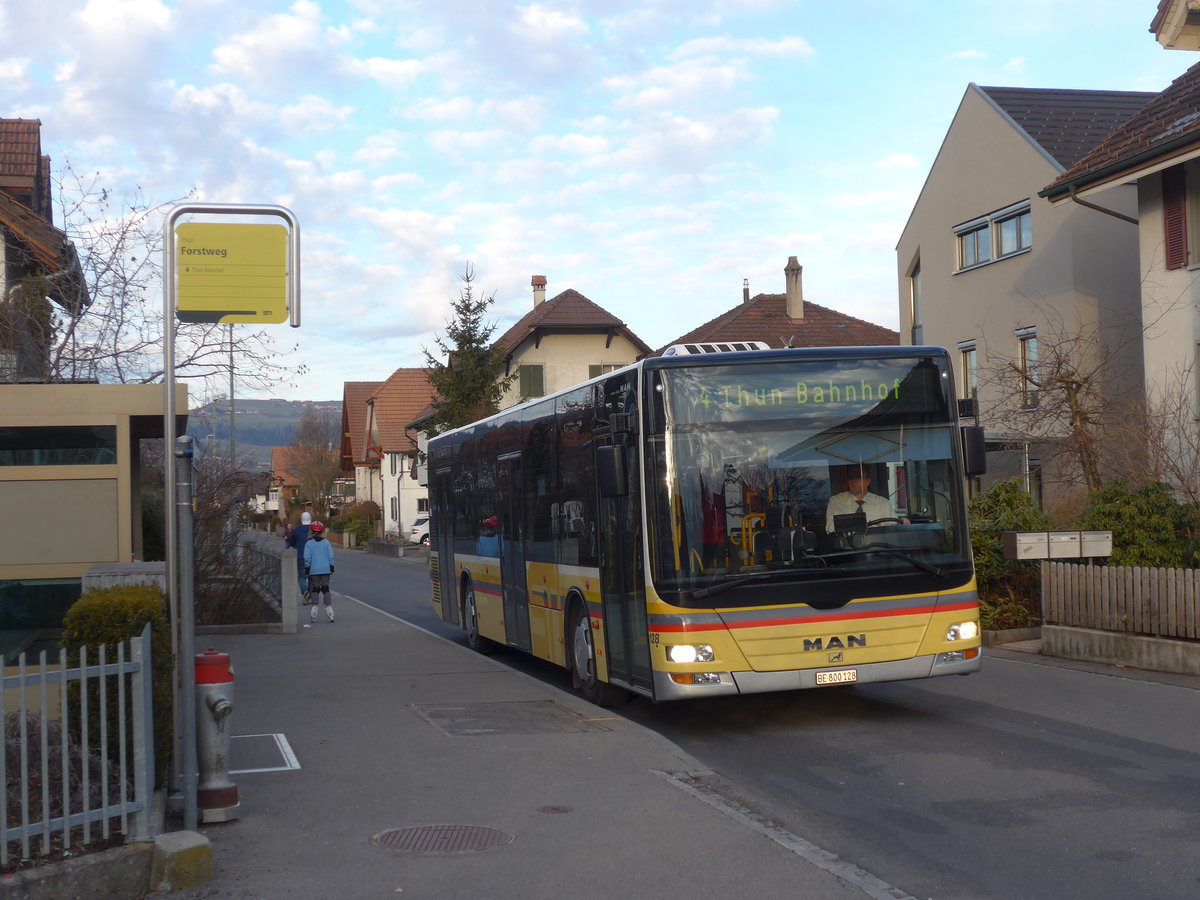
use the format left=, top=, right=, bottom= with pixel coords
left=896, top=84, right=1154, bottom=501
left=362, top=368, right=436, bottom=537
left=659, top=257, right=898, bottom=353
left=0, top=119, right=89, bottom=379
left=494, top=276, right=652, bottom=405
left=0, top=120, right=187, bottom=659
left=1041, top=58, right=1200, bottom=476
left=338, top=380, right=383, bottom=508
left=269, top=445, right=302, bottom=512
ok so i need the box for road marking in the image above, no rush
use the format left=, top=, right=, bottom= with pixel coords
left=658, top=770, right=917, bottom=900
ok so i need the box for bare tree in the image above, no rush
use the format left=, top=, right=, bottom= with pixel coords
left=979, top=304, right=1144, bottom=493
left=1108, top=367, right=1200, bottom=508
left=45, top=161, right=301, bottom=393
left=287, top=404, right=341, bottom=519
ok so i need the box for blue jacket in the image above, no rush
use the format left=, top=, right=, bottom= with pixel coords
left=303, top=536, right=335, bottom=575
left=286, top=524, right=310, bottom=558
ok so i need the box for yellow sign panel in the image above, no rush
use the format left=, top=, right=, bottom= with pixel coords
left=176, top=223, right=288, bottom=323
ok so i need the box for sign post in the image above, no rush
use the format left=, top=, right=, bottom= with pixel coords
left=163, top=203, right=299, bottom=831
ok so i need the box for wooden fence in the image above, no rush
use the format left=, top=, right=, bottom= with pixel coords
left=1041, top=561, right=1200, bottom=639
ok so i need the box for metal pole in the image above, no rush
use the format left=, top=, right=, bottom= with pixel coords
left=162, top=214, right=180, bottom=795
left=229, top=323, right=236, bottom=467
left=176, top=436, right=198, bottom=832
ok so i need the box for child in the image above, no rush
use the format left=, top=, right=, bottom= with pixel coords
left=303, top=520, right=336, bottom=623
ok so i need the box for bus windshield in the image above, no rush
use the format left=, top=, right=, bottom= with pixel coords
left=645, top=355, right=973, bottom=605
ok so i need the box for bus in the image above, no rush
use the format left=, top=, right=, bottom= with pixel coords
left=426, top=344, right=986, bottom=705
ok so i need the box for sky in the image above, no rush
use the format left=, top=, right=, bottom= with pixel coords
left=3, top=0, right=1195, bottom=402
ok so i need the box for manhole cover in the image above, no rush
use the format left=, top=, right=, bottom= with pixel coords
left=371, top=825, right=514, bottom=854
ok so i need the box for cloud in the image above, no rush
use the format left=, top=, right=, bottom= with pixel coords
left=209, top=1, right=353, bottom=85
left=604, top=57, right=750, bottom=112
left=511, top=3, right=591, bottom=43
left=948, top=49, right=987, bottom=60
left=671, top=35, right=814, bottom=59
left=279, top=96, right=355, bottom=133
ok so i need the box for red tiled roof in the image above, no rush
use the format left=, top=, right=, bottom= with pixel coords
left=655, top=294, right=898, bottom=355
left=495, top=288, right=652, bottom=358
left=270, top=446, right=301, bottom=488
left=366, top=368, right=436, bottom=455
left=339, top=381, right=382, bottom=471
left=1042, top=60, right=1200, bottom=199
left=0, top=119, right=42, bottom=182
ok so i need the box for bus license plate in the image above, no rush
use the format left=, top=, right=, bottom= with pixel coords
left=816, top=669, right=857, bottom=686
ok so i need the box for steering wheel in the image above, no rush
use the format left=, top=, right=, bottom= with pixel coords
left=867, top=517, right=903, bottom=527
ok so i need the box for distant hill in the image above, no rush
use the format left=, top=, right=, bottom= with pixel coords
left=186, top=398, right=342, bottom=472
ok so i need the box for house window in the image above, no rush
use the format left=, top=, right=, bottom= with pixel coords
left=958, top=222, right=991, bottom=268
left=418, top=498, right=428, bottom=513
left=519, top=364, right=545, bottom=398
left=390, top=496, right=398, bottom=521
left=0, top=426, right=118, bottom=466
left=957, top=340, right=977, bottom=400
left=1017, top=327, right=1037, bottom=409
left=997, top=207, right=1032, bottom=257
left=389, top=454, right=397, bottom=476
left=955, top=200, right=1032, bottom=271
left=589, top=364, right=621, bottom=379
left=909, top=258, right=923, bottom=344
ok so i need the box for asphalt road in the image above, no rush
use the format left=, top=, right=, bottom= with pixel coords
left=337, top=547, right=1200, bottom=900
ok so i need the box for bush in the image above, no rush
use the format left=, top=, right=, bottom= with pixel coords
left=968, top=479, right=1052, bottom=624
left=60, top=585, right=174, bottom=787
left=1079, top=479, right=1200, bottom=568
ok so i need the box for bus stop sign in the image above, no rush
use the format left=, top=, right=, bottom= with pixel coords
left=175, top=222, right=289, bottom=323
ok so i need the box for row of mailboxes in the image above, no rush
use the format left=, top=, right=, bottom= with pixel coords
left=1002, top=530, right=1113, bottom=560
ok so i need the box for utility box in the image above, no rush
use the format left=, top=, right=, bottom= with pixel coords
left=1047, top=531, right=1082, bottom=559
left=1003, top=532, right=1049, bottom=560
left=1079, top=530, right=1113, bottom=557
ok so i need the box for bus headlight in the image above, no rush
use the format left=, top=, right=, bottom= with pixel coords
left=666, top=644, right=715, bottom=664
left=946, top=621, right=979, bottom=642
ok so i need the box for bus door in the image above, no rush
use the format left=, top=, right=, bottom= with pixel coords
left=497, top=452, right=532, bottom=651
left=597, top=392, right=653, bottom=694
left=433, top=466, right=458, bottom=625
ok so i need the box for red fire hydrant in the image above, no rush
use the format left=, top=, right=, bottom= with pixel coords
left=195, top=649, right=239, bottom=823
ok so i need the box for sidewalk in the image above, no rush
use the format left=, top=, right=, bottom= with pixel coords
left=171, top=594, right=878, bottom=900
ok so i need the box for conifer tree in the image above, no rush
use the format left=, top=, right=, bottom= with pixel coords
left=421, top=265, right=515, bottom=435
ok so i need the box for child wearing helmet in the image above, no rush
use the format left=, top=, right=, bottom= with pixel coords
left=303, top=520, right=336, bottom=623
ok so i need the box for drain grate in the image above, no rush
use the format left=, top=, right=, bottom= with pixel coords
left=371, top=824, right=514, bottom=854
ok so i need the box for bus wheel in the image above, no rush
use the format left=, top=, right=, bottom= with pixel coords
left=463, top=582, right=494, bottom=655
left=569, top=603, right=629, bottom=708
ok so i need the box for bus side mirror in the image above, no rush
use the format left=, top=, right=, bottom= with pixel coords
left=597, top=445, right=627, bottom=498
left=961, top=425, right=986, bottom=477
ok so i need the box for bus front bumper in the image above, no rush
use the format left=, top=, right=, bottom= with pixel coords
left=651, top=649, right=981, bottom=701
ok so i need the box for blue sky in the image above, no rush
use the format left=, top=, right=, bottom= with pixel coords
left=3, top=0, right=1192, bottom=401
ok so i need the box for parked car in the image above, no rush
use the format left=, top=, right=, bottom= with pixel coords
left=410, top=516, right=430, bottom=546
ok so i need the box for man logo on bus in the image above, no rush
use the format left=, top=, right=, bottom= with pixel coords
left=803, top=635, right=867, bottom=652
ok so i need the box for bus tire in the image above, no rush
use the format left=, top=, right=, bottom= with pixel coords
left=569, top=602, right=629, bottom=708
left=463, top=581, right=495, bottom=655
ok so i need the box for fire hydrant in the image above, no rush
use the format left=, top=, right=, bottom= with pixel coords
left=195, top=649, right=239, bottom=823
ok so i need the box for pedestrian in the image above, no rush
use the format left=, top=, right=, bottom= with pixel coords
left=285, top=511, right=312, bottom=602
left=303, top=520, right=335, bottom=623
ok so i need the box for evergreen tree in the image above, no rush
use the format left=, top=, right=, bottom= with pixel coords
left=421, top=265, right=515, bottom=435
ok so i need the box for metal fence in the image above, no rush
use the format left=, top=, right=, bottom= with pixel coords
left=2, top=625, right=154, bottom=865
left=1042, top=561, right=1200, bottom=640
left=235, top=530, right=298, bottom=632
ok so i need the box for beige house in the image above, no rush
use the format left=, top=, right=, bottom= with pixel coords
left=1042, top=59, right=1200, bottom=435
left=495, top=276, right=652, bottom=407
left=338, top=380, right=383, bottom=508
left=896, top=84, right=1153, bottom=500
left=1, top=384, right=187, bottom=660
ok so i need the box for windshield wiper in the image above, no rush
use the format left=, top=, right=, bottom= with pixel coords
left=823, top=548, right=952, bottom=579
left=691, top=568, right=821, bottom=600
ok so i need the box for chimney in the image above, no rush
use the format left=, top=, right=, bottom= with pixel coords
left=784, top=256, right=803, bottom=319
left=532, top=275, right=547, bottom=306
left=743, top=278, right=750, bottom=303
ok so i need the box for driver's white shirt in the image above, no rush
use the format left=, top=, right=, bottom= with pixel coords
left=825, top=491, right=896, bottom=532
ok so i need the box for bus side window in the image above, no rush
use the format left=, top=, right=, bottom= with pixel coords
left=597, top=445, right=627, bottom=498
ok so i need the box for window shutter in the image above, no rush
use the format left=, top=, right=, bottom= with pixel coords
left=1164, top=165, right=1188, bottom=270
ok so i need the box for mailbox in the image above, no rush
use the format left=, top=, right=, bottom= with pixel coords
left=1079, top=530, right=1113, bottom=557
left=1003, top=532, right=1048, bottom=560
left=1047, top=531, right=1081, bottom=558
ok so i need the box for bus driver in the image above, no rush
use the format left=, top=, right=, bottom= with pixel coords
left=825, top=469, right=909, bottom=533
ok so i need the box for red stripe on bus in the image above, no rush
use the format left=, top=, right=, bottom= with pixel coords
left=650, top=601, right=977, bottom=633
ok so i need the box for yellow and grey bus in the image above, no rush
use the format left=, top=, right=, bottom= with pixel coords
left=427, top=344, right=986, bottom=705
